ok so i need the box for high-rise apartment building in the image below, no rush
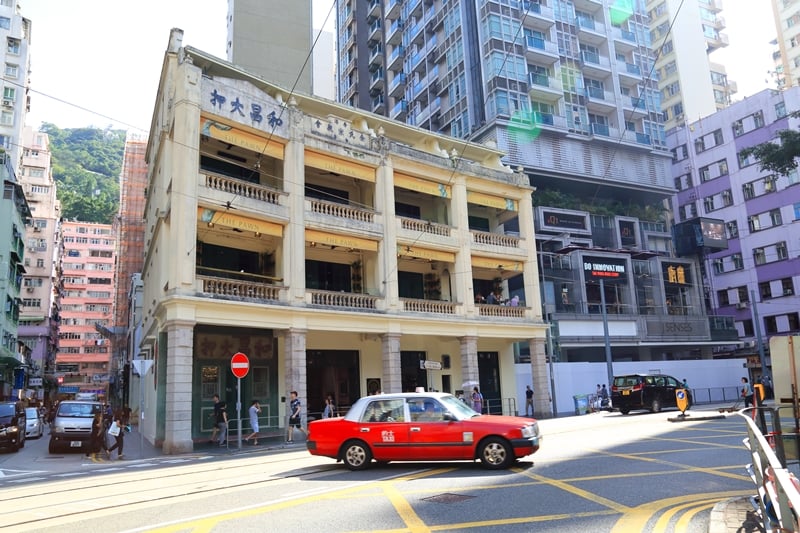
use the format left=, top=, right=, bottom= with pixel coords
left=647, top=0, right=736, bottom=130
left=669, top=87, right=800, bottom=365
left=0, top=2, right=30, bottom=168
left=226, top=0, right=313, bottom=95
left=18, top=127, right=60, bottom=403
left=771, top=0, right=800, bottom=89
left=55, top=222, right=116, bottom=401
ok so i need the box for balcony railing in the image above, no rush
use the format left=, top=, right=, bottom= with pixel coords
left=398, top=217, right=451, bottom=237
left=477, top=304, right=526, bottom=319
left=309, top=289, right=379, bottom=310
left=197, top=274, right=282, bottom=301
left=471, top=230, right=520, bottom=248
left=309, top=198, right=376, bottom=223
left=204, top=174, right=282, bottom=205
left=401, top=298, right=457, bottom=314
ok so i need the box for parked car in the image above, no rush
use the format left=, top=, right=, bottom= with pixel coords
left=0, top=401, right=26, bottom=451
left=307, top=392, right=541, bottom=470
left=25, top=407, right=44, bottom=439
left=49, top=400, right=103, bottom=453
left=611, top=374, right=691, bottom=415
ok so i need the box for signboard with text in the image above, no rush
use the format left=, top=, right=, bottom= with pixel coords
left=583, top=256, right=628, bottom=283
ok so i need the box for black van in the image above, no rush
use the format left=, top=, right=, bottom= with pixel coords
left=0, top=401, right=27, bottom=451
left=611, top=374, right=689, bottom=415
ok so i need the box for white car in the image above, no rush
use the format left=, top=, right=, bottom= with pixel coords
left=25, top=407, right=44, bottom=439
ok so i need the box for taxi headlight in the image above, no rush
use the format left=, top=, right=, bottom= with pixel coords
left=521, top=423, right=539, bottom=438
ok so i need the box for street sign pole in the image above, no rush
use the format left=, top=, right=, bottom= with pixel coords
left=230, top=352, right=250, bottom=451
left=237, top=377, right=242, bottom=450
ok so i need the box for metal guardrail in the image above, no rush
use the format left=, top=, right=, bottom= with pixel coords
left=739, top=407, right=800, bottom=532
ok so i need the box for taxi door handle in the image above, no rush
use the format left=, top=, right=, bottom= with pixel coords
left=410, top=427, right=421, bottom=432
left=360, top=427, right=370, bottom=433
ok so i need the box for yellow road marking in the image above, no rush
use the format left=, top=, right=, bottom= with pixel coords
left=652, top=497, right=725, bottom=532
left=673, top=502, right=716, bottom=531
left=514, top=468, right=632, bottom=513
left=586, top=448, right=750, bottom=482
left=610, top=491, right=752, bottom=533
left=381, top=481, right=429, bottom=533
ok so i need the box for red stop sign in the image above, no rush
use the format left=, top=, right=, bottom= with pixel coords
left=230, top=352, right=250, bottom=379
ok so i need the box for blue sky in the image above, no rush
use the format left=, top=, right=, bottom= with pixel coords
left=21, top=0, right=774, bottom=132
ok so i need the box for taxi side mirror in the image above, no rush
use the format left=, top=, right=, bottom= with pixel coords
left=442, top=412, right=456, bottom=421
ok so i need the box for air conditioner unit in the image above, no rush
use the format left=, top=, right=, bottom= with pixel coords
left=25, top=287, right=33, bottom=293
left=33, top=227, right=40, bottom=232
left=785, top=289, right=794, bottom=296
left=736, top=302, right=749, bottom=310
left=743, top=341, right=756, bottom=348
left=2, top=99, right=12, bottom=107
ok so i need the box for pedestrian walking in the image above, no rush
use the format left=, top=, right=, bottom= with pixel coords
left=471, top=387, right=484, bottom=413
left=594, top=384, right=603, bottom=410
left=525, top=385, right=534, bottom=417
left=106, top=417, right=125, bottom=460
left=599, top=384, right=610, bottom=408
left=209, top=394, right=222, bottom=443
left=741, top=377, right=754, bottom=408
left=322, top=395, right=336, bottom=418
left=216, top=401, right=229, bottom=446
left=244, top=400, right=261, bottom=445
left=286, top=391, right=305, bottom=443
left=86, top=412, right=106, bottom=458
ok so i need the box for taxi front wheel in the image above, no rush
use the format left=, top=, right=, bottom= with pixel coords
left=341, top=439, right=372, bottom=471
left=478, top=437, right=513, bottom=469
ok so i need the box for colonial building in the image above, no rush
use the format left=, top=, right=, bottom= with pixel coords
left=140, top=30, right=547, bottom=453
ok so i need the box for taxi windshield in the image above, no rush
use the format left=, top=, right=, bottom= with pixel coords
left=439, top=394, right=481, bottom=419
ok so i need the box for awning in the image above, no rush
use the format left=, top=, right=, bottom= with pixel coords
left=200, top=117, right=284, bottom=159
left=306, top=229, right=378, bottom=251
left=467, top=191, right=518, bottom=211
left=397, top=245, right=455, bottom=262
left=0, top=355, right=23, bottom=368
left=394, top=173, right=451, bottom=198
left=305, top=150, right=375, bottom=182
left=198, top=208, right=283, bottom=237
left=471, top=256, right=523, bottom=272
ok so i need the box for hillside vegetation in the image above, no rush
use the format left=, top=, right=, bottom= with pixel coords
left=41, top=123, right=126, bottom=224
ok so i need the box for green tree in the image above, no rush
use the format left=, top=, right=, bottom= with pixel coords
left=40, top=123, right=125, bottom=223
left=739, top=111, right=800, bottom=176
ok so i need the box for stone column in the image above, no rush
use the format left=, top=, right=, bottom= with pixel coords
left=381, top=333, right=402, bottom=393
left=284, top=328, right=307, bottom=423
left=459, top=335, right=479, bottom=391
left=528, top=337, right=551, bottom=417
left=162, top=320, right=195, bottom=454
left=283, top=100, right=307, bottom=305
left=450, top=177, right=476, bottom=315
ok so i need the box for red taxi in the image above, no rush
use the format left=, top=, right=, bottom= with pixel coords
left=306, top=392, right=541, bottom=470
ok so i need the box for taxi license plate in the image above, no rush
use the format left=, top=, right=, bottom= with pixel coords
left=70, top=441, right=82, bottom=448
left=622, top=390, right=630, bottom=396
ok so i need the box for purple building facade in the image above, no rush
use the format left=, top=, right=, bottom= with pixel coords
left=669, top=88, right=800, bottom=368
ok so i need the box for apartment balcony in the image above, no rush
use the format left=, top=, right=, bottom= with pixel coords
left=372, top=94, right=385, bottom=114
left=573, top=0, right=603, bottom=11
left=529, top=111, right=568, bottom=132
left=584, top=86, right=617, bottom=112
left=368, top=0, right=381, bottom=19
left=521, top=1, right=555, bottom=30
left=308, top=289, right=379, bottom=310
left=370, top=68, right=385, bottom=91
left=369, top=43, right=383, bottom=65
left=711, top=16, right=726, bottom=30
left=306, top=198, right=383, bottom=237
left=390, top=99, right=409, bottom=120
left=388, top=45, right=405, bottom=70
left=197, top=271, right=283, bottom=303
left=701, top=0, right=722, bottom=13
left=621, top=95, right=647, bottom=117
left=199, top=173, right=289, bottom=221
left=408, top=50, right=425, bottom=74
left=528, top=72, right=563, bottom=102
left=617, top=61, right=642, bottom=82
left=525, top=35, right=559, bottom=64
left=389, top=72, right=407, bottom=97
left=406, top=0, right=422, bottom=19
left=369, top=18, right=382, bottom=41
left=612, top=27, right=637, bottom=51
left=401, top=298, right=457, bottom=315
left=396, top=217, right=457, bottom=249
left=575, top=17, right=606, bottom=45
left=470, top=229, right=524, bottom=255
left=385, top=0, right=400, bottom=19
left=406, top=19, right=424, bottom=46
left=387, top=19, right=404, bottom=45
left=476, top=304, right=527, bottom=320
left=705, top=32, right=729, bottom=52
left=580, top=50, right=612, bottom=77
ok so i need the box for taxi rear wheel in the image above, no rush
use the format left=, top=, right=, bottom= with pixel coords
left=341, top=439, right=372, bottom=470
left=478, top=437, right=513, bottom=469
left=651, top=398, right=662, bottom=413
